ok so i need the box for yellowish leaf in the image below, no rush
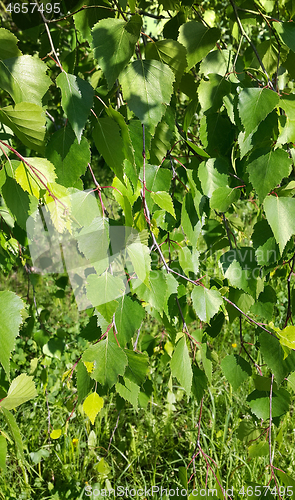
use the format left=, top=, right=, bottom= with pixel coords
left=83, top=393, right=104, bottom=425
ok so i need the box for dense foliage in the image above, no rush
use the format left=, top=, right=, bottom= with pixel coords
left=1, top=0, right=295, bottom=497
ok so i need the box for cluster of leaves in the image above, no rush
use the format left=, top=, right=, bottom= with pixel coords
left=2, top=0, right=295, bottom=493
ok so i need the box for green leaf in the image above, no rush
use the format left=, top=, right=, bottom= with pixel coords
left=149, top=107, right=175, bottom=165
left=277, top=325, right=295, bottom=350
left=15, top=157, right=56, bottom=198
left=135, top=270, right=168, bottom=317
left=145, top=39, right=187, bottom=85
left=247, top=148, right=292, bottom=202
left=200, top=342, right=212, bottom=384
left=170, top=336, right=192, bottom=396
left=86, top=272, right=126, bottom=308
left=238, top=88, right=279, bottom=138
left=264, top=196, right=295, bottom=254
left=56, top=72, right=94, bottom=143
left=259, top=331, right=295, bottom=385
left=77, top=360, right=92, bottom=405
left=126, top=233, right=151, bottom=287
left=191, top=366, right=208, bottom=402
left=220, top=248, right=258, bottom=295
left=0, top=435, right=7, bottom=471
left=115, top=296, right=145, bottom=347
left=43, top=337, right=65, bottom=360
left=1, top=176, right=38, bottom=230
left=210, top=187, right=240, bottom=212
left=83, top=392, right=104, bottom=425
left=91, top=15, right=142, bottom=89
left=46, top=126, right=90, bottom=187
left=191, top=286, right=222, bottom=323
left=116, top=377, right=140, bottom=410
left=1, top=408, right=24, bottom=460
left=237, top=419, right=260, bottom=443
left=198, top=158, right=228, bottom=198
left=0, top=291, right=24, bottom=379
left=252, top=219, right=278, bottom=266
left=0, top=102, right=46, bottom=151
left=247, top=388, right=290, bottom=420
left=221, top=354, right=252, bottom=390
left=0, top=28, right=22, bottom=59
left=278, top=94, right=295, bottom=144
left=250, top=286, right=276, bottom=321
left=0, top=55, right=51, bottom=106
left=178, top=246, right=199, bottom=275
left=178, top=21, right=220, bottom=70
left=181, top=192, right=201, bottom=247
left=200, top=48, right=232, bottom=77
left=151, top=191, right=175, bottom=218
left=73, top=0, right=114, bottom=43
left=120, top=59, right=175, bottom=134
left=82, top=335, right=127, bottom=388
left=248, top=441, right=269, bottom=458
left=0, top=374, right=37, bottom=410
left=92, top=117, right=125, bottom=182
left=198, top=74, right=231, bottom=114
left=124, top=350, right=149, bottom=385
left=273, top=21, right=295, bottom=52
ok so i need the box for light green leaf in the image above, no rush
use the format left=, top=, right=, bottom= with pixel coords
left=0, top=102, right=46, bottom=151
left=247, top=148, right=292, bottom=202
left=210, top=187, right=240, bottom=212
left=15, top=157, right=56, bottom=198
left=86, top=272, right=126, bottom=307
left=278, top=94, right=295, bottom=144
left=56, top=72, right=94, bottom=143
left=83, top=392, right=104, bottom=425
left=116, top=377, right=140, bottom=410
left=73, top=0, right=114, bottom=43
left=181, top=192, right=201, bottom=247
left=247, top=389, right=290, bottom=420
left=0, top=28, right=22, bottom=59
left=91, top=15, right=142, bottom=89
left=126, top=236, right=151, bottom=287
left=151, top=191, right=175, bottom=218
left=220, top=248, right=258, bottom=296
left=46, top=126, right=90, bottom=187
left=0, top=55, right=51, bottom=106
left=198, top=158, right=228, bottom=197
left=178, top=246, right=199, bottom=275
left=238, top=87, right=279, bottom=138
left=0, top=374, right=37, bottom=410
left=0, top=291, right=24, bottom=379
left=248, top=441, right=269, bottom=458
left=170, top=336, right=192, bottom=396
left=273, top=21, right=295, bottom=52
left=120, top=59, right=175, bottom=134
left=191, top=286, right=222, bottom=323
left=221, top=355, right=252, bottom=390
left=178, top=21, right=220, bottom=70
left=145, top=39, right=187, bottom=84
left=92, top=117, right=125, bottom=182
left=277, top=325, right=295, bottom=350
left=82, top=335, right=127, bottom=388
left=259, top=331, right=295, bottom=385
left=1, top=408, right=24, bottom=460
left=0, top=435, right=7, bottom=471
left=135, top=270, right=168, bottom=317
left=44, top=182, right=71, bottom=233
left=264, top=196, right=295, bottom=254
left=115, top=295, right=145, bottom=346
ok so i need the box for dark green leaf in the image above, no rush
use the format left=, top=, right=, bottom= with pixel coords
left=56, top=72, right=94, bottom=143
left=221, top=354, right=252, bottom=390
